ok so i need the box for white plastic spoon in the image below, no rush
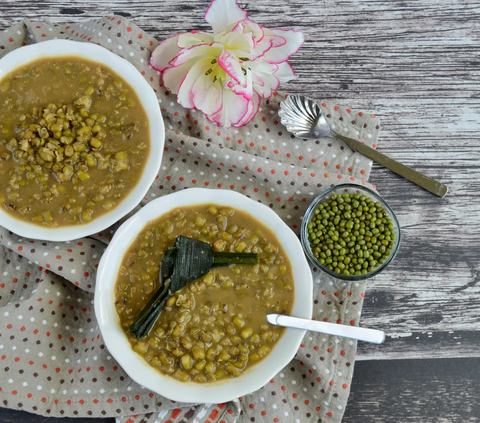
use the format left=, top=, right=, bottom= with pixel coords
left=267, top=314, right=385, bottom=344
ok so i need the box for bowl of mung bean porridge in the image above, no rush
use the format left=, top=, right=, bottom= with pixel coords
left=95, top=188, right=313, bottom=403
left=0, top=40, right=164, bottom=241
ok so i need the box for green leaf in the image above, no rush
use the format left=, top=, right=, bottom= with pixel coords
left=169, top=236, right=214, bottom=292
left=212, top=252, right=259, bottom=265
left=161, top=248, right=177, bottom=283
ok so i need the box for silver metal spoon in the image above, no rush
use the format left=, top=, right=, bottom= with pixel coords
left=267, top=314, right=385, bottom=344
left=278, top=95, right=448, bottom=198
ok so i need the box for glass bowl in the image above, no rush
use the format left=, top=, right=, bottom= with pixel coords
left=301, top=184, right=401, bottom=281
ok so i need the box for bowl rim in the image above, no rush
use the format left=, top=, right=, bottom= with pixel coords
left=300, top=183, right=401, bottom=281
left=94, top=188, right=313, bottom=404
left=0, top=39, right=164, bottom=241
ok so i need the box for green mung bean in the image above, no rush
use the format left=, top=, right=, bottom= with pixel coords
left=308, top=192, right=396, bottom=276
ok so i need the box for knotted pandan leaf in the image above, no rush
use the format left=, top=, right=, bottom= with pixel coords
left=129, top=236, right=258, bottom=338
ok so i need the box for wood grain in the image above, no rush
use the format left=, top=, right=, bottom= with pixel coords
left=0, top=0, right=478, bottom=422
left=343, top=358, right=480, bottom=423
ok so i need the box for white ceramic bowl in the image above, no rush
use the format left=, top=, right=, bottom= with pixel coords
left=95, top=188, right=313, bottom=404
left=0, top=39, right=164, bottom=241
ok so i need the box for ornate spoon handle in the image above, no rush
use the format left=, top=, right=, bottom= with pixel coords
left=333, top=131, right=448, bottom=198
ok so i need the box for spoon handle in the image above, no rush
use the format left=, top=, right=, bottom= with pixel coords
left=332, top=132, right=448, bottom=198
left=267, top=314, right=385, bottom=344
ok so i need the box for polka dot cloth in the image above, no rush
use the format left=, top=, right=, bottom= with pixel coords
left=0, top=16, right=380, bottom=423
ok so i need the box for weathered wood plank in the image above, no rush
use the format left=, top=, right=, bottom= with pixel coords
left=357, top=330, right=480, bottom=361
left=343, top=357, right=480, bottom=423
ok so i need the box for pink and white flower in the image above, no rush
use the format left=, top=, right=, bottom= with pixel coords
left=150, top=0, right=304, bottom=128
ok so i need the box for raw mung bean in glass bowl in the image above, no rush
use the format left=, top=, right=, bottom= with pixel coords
left=301, top=184, right=401, bottom=281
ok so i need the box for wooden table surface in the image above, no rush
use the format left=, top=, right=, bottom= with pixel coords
left=0, top=0, right=479, bottom=422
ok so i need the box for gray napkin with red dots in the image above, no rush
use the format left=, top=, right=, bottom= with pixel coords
left=0, top=15, right=381, bottom=423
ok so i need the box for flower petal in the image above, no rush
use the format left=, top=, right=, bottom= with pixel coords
left=207, top=89, right=250, bottom=128
left=218, top=31, right=254, bottom=59
left=204, top=0, right=248, bottom=34
left=261, top=28, right=304, bottom=64
left=252, top=38, right=273, bottom=59
left=171, top=43, right=223, bottom=67
left=162, top=61, right=193, bottom=94
left=275, top=61, right=298, bottom=83
left=235, top=90, right=260, bottom=127
left=248, top=60, right=279, bottom=98
left=218, top=49, right=245, bottom=85
left=192, top=76, right=224, bottom=116
left=242, top=18, right=265, bottom=43
left=231, top=68, right=253, bottom=100
left=177, top=31, right=215, bottom=48
left=251, top=31, right=286, bottom=59
left=177, top=58, right=213, bottom=109
left=150, top=34, right=181, bottom=72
